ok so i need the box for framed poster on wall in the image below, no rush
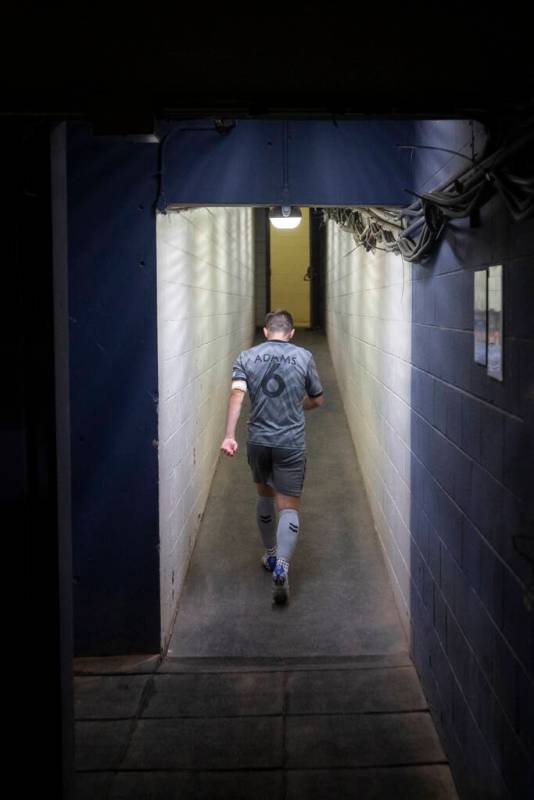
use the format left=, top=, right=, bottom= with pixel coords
left=474, top=269, right=487, bottom=365
left=487, top=264, right=503, bottom=381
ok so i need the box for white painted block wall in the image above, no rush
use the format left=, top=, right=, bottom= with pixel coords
left=156, top=207, right=255, bottom=650
left=325, top=221, right=413, bottom=636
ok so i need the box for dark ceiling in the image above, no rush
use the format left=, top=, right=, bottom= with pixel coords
left=4, top=12, right=534, bottom=124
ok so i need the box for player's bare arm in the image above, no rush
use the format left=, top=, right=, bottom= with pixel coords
left=220, top=387, right=246, bottom=456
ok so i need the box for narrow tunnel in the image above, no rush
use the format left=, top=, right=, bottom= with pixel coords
left=166, top=326, right=408, bottom=659
left=60, top=118, right=533, bottom=799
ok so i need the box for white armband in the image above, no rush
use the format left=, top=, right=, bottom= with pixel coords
left=231, top=379, right=247, bottom=392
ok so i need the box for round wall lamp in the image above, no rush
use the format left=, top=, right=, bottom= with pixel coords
left=269, top=205, right=302, bottom=229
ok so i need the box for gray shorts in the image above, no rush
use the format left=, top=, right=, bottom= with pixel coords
left=246, top=442, right=307, bottom=497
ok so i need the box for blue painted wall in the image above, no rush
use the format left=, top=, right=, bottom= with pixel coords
left=68, top=124, right=160, bottom=654
left=158, top=119, right=415, bottom=206
left=408, top=121, right=534, bottom=798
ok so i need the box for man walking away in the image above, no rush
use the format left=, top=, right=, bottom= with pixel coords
left=220, top=309, right=324, bottom=605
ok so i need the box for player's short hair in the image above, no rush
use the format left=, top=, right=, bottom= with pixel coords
left=264, top=309, right=294, bottom=334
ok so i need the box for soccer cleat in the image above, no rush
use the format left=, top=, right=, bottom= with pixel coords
left=261, top=553, right=277, bottom=572
left=272, top=563, right=290, bottom=605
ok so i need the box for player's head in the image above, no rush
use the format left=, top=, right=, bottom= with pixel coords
left=264, top=309, right=295, bottom=340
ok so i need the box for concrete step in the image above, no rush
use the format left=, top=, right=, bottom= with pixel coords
left=159, top=651, right=413, bottom=672
left=73, top=651, right=412, bottom=675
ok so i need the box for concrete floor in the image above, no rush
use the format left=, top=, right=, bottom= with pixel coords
left=73, top=329, right=460, bottom=799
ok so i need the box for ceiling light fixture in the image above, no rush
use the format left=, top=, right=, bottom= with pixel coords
left=269, top=205, right=302, bottom=229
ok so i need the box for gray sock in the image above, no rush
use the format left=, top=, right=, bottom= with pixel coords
left=256, top=496, right=277, bottom=551
left=276, top=508, right=299, bottom=563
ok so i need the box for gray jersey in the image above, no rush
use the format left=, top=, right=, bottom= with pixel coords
left=231, top=340, right=324, bottom=450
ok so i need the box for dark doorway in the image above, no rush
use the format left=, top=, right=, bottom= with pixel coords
left=309, top=207, right=326, bottom=330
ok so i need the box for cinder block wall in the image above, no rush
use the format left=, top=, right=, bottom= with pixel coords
left=326, top=121, right=533, bottom=798
left=156, top=207, right=255, bottom=649
left=326, top=232, right=414, bottom=629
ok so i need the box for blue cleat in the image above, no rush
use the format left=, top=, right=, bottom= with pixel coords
left=261, top=553, right=277, bottom=572
left=272, top=563, right=289, bottom=605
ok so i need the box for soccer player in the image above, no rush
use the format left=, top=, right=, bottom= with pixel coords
left=220, top=309, right=324, bottom=605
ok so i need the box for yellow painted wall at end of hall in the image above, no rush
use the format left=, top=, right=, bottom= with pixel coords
left=270, top=208, right=310, bottom=327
